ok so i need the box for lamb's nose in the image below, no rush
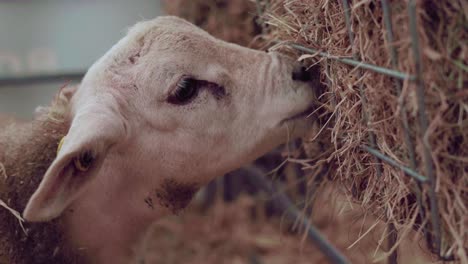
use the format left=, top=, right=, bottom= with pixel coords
left=291, top=64, right=312, bottom=82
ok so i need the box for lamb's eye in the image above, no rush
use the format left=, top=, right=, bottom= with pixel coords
left=168, top=77, right=199, bottom=104
left=74, top=151, right=94, bottom=172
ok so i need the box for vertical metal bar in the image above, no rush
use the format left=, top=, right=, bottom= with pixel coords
left=340, top=0, right=382, bottom=178
left=326, top=60, right=337, bottom=107
left=381, top=0, right=417, bottom=169
left=341, top=0, right=355, bottom=57
left=380, top=1, right=421, bottom=262
left=408, top=0, right=442, bottom=255
left=245, top=168, right=350, bottom=264
left=388, top=223, right=398, bottom=264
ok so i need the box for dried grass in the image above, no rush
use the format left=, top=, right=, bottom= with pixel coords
left=162, top=0, right=261, bottom=47
left=258, top=0, right=467, bottom=261
left=142, top=190, right=435, bottom=264
left=0, top=199, right=25, bottom=234
left=0, top=162, right=6, bottom=180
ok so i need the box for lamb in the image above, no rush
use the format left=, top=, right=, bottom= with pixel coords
left=0, top=16, right=317, bottom=264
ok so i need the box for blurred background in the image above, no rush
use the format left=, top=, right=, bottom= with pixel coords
left=1, top=1, right=454, bottom=263
left=0, top=0, right=162, bottom=118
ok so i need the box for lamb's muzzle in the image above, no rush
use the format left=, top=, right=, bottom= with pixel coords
left=291, top=63, right=313, bottom=82
left=1, top=16, right=320, bottom=264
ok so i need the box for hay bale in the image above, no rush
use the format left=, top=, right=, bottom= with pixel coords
left=162, top=0, right=260, bottom=47
left=258, top=0, right=467, bottom=261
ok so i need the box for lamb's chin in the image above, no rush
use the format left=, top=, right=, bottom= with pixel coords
left=294, top=122, right=313, bottom=141
left=279, top=114, right=314, bottom=139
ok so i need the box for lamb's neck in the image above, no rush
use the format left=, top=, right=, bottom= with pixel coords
left=0, top=117, right=83, bottom=264
left=63, top=159, right=166, bottom=264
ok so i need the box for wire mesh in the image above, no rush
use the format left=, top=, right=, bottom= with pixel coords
left=266, top=0, right=457, bottom=263
left=407, top=0, right=452, bottom=260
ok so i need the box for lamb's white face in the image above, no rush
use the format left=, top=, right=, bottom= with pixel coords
left=23, top=17, right=316, bottom=226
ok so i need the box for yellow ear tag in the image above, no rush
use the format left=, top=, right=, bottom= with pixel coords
left=57, top=136, right=66, bottom=155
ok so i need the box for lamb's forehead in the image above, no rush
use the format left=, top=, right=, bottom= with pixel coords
left=88, top=16, right=215, bottom=72
left=101, top=16, right=221, bottom=75
left=79, top=16, right=218, bottom=95
left=125, top=16, right=217, bottom=53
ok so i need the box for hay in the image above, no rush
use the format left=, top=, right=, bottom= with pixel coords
left=257, top=0, right=467, bottom=261
left=0, top=162, right=6, bottom=180
left=162, top=0, right=261, bottom=47
left=142, top=191, right=435, bottom=263
left=0, top=199, right=26, bottom=234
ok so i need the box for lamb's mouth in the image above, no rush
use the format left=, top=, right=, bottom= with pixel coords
left=280, top=104, right=315, bottom=125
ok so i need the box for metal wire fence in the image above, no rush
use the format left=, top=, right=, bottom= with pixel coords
left=255, top=0, right=456, bottom=263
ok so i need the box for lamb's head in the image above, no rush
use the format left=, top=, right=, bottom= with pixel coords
left=22, top=16, right=317, bottom=253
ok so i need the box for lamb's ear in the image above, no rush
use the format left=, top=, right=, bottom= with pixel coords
left=23, top=112, right=125, bottom=222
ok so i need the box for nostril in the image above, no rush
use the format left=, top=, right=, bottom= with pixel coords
left=291, top=64, right=312, bottom=82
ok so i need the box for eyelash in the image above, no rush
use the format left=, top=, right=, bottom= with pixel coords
left=167, top=77, right=226, bottom=105
left=167, top=77, right=200, bottom=105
